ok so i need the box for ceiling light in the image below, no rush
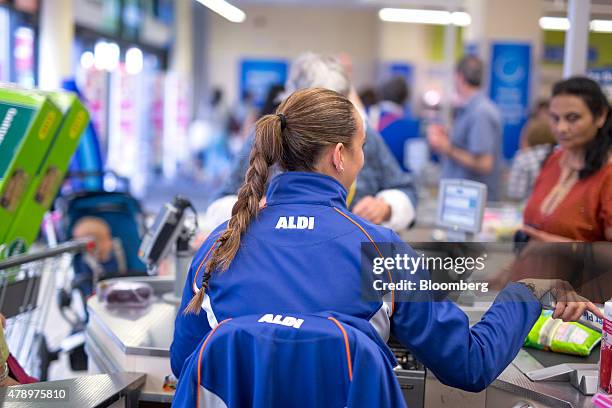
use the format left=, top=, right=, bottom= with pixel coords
left=539, top=16, right=570, bottom=30
left=590, top=19, right=612, bottom=33
left=195, top=0, right=246, bottom=23
left=378, top=8, right=471, bottom=26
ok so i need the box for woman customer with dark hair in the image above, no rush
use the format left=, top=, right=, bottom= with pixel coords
left=512, top=77, right=612, bottom=305
left=522, top=76, right=612, bottom=242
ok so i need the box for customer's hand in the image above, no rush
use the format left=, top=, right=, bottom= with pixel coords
left=427, top=124, right=451, bottom=154
left=519, top=278, right=604, bottom=322
left=352, top=196, right=391, bottom=224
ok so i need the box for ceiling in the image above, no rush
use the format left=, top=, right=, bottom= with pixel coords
left=231, top=0, right=465, bottom=10
left=230, top=0, right=612, bottom=17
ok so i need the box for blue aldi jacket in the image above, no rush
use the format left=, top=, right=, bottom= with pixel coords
left=171, top=172, right=541, bottom=397
left=172, top=312, right=407, bottom=408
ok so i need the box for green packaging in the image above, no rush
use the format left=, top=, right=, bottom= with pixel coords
left=0, top=87, right=62, bottom=251
left=1, top=90, right=89, bottom=259
left=524, top=310, right=602, bottom=356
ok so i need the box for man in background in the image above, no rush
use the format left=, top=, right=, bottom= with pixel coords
left=427, top=55, right=502, bottom=201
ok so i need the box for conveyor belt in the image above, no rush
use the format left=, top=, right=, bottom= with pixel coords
left=525, top=344, right=600, bottom=367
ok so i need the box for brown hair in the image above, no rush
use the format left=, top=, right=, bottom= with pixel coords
left=524, top=119, right=555, bottom=147
left=185, top=87, right=358, bottom=314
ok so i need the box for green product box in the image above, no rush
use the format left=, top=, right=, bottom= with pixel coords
left=0, top=88, right=62, bottom=254
left=1, top=91, right=89, bottom=259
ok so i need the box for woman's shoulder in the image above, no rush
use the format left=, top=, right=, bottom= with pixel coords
left=599, top=156, right=612, bottom=183
left=536, top=147, right=562, bottom=174
left=334, top=208, right=400, bottom=243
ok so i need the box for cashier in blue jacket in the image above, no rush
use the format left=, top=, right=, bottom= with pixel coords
left=171, top=87, right=587, bottom=394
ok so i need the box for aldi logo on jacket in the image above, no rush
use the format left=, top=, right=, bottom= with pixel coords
left=275, top=216, right=315, bottom=230
left=258, top=314, right=305, bottom=329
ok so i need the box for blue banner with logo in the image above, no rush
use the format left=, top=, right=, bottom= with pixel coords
left=240, top=59, right=288, bottom=108
left=384, top=62, right=414, bottom=85
left=489, top=43, right=531, bottom=159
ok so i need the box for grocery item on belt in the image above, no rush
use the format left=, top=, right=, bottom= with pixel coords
left=593, top=392, right=612, bottom=407
left=600, top=301, right=612, bottom=394
left=524, top=310, right=601, bottom=356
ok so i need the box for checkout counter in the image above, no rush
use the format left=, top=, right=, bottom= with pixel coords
left=85, top=182, right=604, bottom=407
left=85, top=276, right=601, bottom=408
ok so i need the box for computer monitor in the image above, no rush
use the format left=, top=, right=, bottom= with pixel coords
left=436, top=179, right=487, bottom=234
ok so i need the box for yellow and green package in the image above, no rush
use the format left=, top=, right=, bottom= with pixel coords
left=1, top=90, right=88, bottom=260
left=524, top=310, right=601, bottom=356
left=0, top=87, right=62, bottom=245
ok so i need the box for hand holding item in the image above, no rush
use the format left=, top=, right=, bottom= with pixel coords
left=352, top=196, right=391, bottom=224
left=426, top=124, right=451, bottom=154
left=519, top=278, right=604, bottom=322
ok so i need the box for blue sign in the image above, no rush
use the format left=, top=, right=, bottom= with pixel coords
left=588, top=68, right=612, bottom=100
left=385, top=62, right=414, bottom=86
left=543, top=46, right=597, bottom=64
left=240, top=59, right=288, bottom=108
left=489, top=43, right=531, bottom=159
left=588, top=68, right=612, bottom=86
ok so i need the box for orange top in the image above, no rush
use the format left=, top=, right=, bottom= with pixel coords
left=523, top=149, right=612, bottom=242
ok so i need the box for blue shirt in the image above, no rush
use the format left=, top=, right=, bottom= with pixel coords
left=442, top=93, right=503, bottom=201
left=171, top=172, right=541, bottom=394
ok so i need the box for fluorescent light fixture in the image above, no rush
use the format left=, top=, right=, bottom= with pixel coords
left=378, top=8, right=471, bottom=26
left=539, top=16, right=570, bottom=31
left=195, top=0, right=245, bottom=23
left=94, top=41, right=120, bottom=71
left=590, top=19, right=612, bottom=33
left=94, top=41, right=108, bottom=70
left=539, top=16, right=612, bottom=33
left=451, top=11, right=471, bottom=26
left=106, top=42, right=120, bottom=71
left=80, top=51, right=95, bottom=70
left=125, top=47, right=144, bottom=75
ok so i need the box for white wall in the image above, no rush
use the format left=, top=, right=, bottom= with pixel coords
left=202, top=2, right=546, bottom=107
left=205, top=5, right=381, bottom=101
left=377, top=21, right=440, bottom=109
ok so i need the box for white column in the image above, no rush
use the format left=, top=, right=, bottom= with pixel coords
left=442, top=21, right=457, bottom=126
left=170, top=0, right=193, bottom=79
left=463, top=0, right=487, bottom=57
left=563, top=0, right=591, bottom=77
left=38, top=0, right=74, bottom=90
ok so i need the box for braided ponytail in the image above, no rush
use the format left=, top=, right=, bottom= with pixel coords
left=184, top=88, right=358, bottom=314
left=184, top=113, right=284, bottom=314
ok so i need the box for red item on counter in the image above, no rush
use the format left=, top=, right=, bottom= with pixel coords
left=593, top=392, right=612, bottom=408
left=7, top=354, right=37, bottom=384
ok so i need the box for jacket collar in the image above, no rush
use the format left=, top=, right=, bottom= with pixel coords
left=265, top=172, right=348, bottom=208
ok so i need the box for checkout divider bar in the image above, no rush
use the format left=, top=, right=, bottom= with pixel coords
left=0, top=238, right=94, bottom=269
